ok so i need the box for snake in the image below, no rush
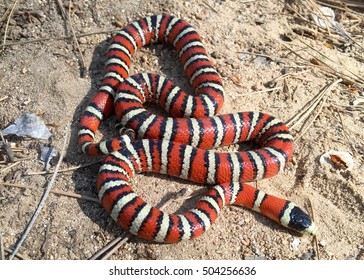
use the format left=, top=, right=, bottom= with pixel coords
left=78, top=15, right=317, bottom=243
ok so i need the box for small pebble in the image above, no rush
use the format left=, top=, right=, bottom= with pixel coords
left=319, top=240, right=327, bottom=247
left=226, top=59, right=235, bottom=66
left=210, top=51, right=221, bottom=59
left=251, top=83, right=262, bottom=91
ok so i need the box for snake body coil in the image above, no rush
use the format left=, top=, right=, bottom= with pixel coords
left=78, top=15, right=317, bottom=243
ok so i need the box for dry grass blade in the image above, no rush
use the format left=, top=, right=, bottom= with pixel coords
left=0, top=182, right=99, bottom=203
left=298, top=38, right=363, bottom=83
left=319, top=0, right=364, bottom=9
left=281, top=41, right=363, bottom=88
left=202, top=0, right=219, bottom=13
left=307, top=198, right=320, bottom=260
left=0, top=131, right=15, bottom=162
left=0, top=233, right=4, bottom=260
left=0, top=28, right=120, bottom=48
left=334, top=109, right=360, bottom=157
left=287, top=79, right=342, bottom=138
left=8, top=123, right=70, bottom=260
left=25, top=160, right=102, bottom=175
left=4, top=248, right=28, bottom=260
left=55, top=0, right=87, bottom=77
left=1, top=0, right=18, bottom=53
left=0, top=161, right=21, bottom=174
left=0, top=96, right=9, bottom=102
left=235, top=87, right=283, bottom=97
left=283, top=0, right=364, bottom=53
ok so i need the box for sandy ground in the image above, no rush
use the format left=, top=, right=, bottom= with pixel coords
left=0, top=0, right=363, bottom=260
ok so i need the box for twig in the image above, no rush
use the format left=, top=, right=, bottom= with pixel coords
left=89, top=234, right=128, bottom=260
left=307, top=198, right=320, bottom=260
left=0, top=96, right=9, bottom=102
left=0, top=28, right=120, bottom=48
left=0, top=4, right=12, bottom=23
left=298, top=39, right=363, bottom=83
left=0, top=161, right=21, bottom=174
left=89, top=188, right=189, bottom=260
left=8, top=122, right=70, bottom=260
left=294, top=90, right=329, bottom=140
left=25, top=160, right=102, bottom=175
left=334, top=109, right=359, bottom=157
left=202, top=0, right=219, bottom=14
left=235, top=87, right=283, bottom=97
left=287, top=79, right=342, bottom=131
left=56, top=0, right=87, bottom=77
left=4, top=248, right=28, bottom=260
left=41, top=222, right=51, bottom=259
left=1, top=0, right=18, bottom=53
left=0, top=182, right=99, bottom=203
left=0, top=131, right=15, bottom=162
left=0, top=233, right=4, bottom=260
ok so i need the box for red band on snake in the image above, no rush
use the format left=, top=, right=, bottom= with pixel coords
left=78, top=15, right=317, bottom=243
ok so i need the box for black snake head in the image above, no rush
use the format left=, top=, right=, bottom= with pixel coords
left=280, top=203, right=317, bottom=235
left=288, top=206, right=317, bottom=235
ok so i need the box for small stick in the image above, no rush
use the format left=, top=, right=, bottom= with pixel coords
left=4, top=248, right=28, bottom=260
left=287, top=79, right=342, bottom=131
left=0, top=161, right=21, bottom=174
left=41, top=223, right=51, bottom=259
left=235, top=87, right=283, bottom=97
left=335, top=109, right=359, bottom=156
left=56, top=0, right=87, bottom=77
left=0, top=233, right=4, bottom=260
left=0, top=4, right=12, bottom=23
left=0, top=182, right=99, bottom=203
left=0, top=131, right=15, bottom=162
left=0, top=28, right=121, bottom=48
left=25, top=160, right=102, bottom=176
left=0, top=96, right=9, bottom=102
left=8, top=123, right=70, bottom=260
left=89, top=235, right=127, bottom=260
left=298, top=39, right=363, bottom=82
left=202, top=0, right=219, bottom=14
left=295, top=91, right=329, bottom=140
left=307, top=198, right=320, bottom=260
left=1, top=0, right=18, bottom=53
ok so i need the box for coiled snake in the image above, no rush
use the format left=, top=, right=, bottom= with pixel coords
left=78, top=15, right=317, bottom=243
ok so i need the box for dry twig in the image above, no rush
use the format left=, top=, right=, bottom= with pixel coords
left=287, top=79, right=342, bottom=139
left=4, top=248, right=28, bottom=260
left=0, top=182, right=99, bottom=203
left=0, top=96, right=9, bottom=102
left=307, top=198, right=320, bottom=260
left=0, top=161, right=20, bottom=174
left=25, top=160, right=102, bottom=176
left=0, top=28, right=120, bottom=48
left=235, top=87, right=283, bottom=97
left=1, top=0, right=18, bottom=53
left=0, top=131, right=15, bottom=162
left=56, top=0, right=87, bottom=77
left=0, top=233, right=4, bottom=260
left=8, top=123, right=70, bottom=260
left=202, top=0, right=219, bottom=14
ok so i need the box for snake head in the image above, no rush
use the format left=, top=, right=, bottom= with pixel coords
left=281, top=203, right=318, bottom=235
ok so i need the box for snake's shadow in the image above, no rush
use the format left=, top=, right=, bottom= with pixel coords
left=65, top=34, right=206, bottom=245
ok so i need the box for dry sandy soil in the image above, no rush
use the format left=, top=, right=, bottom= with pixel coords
left=0, top=0, right=363, bottom=260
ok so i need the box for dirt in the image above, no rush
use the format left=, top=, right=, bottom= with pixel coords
left=0, top=0, right=363, bottom=260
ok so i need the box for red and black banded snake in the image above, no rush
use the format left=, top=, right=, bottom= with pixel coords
left=78, top=15, right=317, bottom=243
